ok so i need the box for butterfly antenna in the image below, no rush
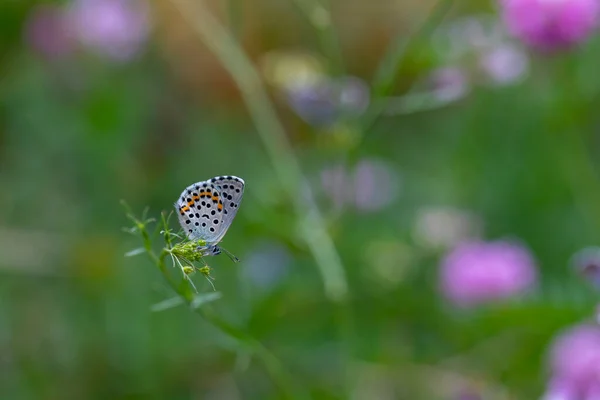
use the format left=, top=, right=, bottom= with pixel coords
left=220, top=247, right=240, bottom=263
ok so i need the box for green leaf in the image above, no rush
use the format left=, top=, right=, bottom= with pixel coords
left=150, top=296, right=185, bottom=312
left=191, top=292, right=222, bottom=309
left=124, top=247, right=146, bottom=257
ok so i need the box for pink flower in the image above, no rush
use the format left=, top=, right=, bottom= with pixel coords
left=320, top=159, right=400, bottom=213
left=427, top=67, right=470, bottom=103
left=478, top=43, right=529, bottom=85
left=542, top=377, right=579, bottom=400
left=24, top=5, right=75, bottom=59
left=67, top=0, right=151, bottom=61
left=550, top=325, right=600, bottom=387
left=544, top=325, right=600, bottom=399
left=352, top=159, right=398, bottom=212
left=286, top=80, right=339, bottom=127
left=439, top=240, right=537, bottom=306
left=571, top=247, right=600, bottom=287
left=285, top=75, right=370, bottom=127
left=501, top=0, right=600, bottom=50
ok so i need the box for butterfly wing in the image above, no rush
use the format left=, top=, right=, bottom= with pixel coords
left=208, top=175, right=245, bottom=243
left=175, top=180, right=225, bottom=242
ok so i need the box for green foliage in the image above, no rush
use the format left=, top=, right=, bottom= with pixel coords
left=2, top=0, right=600, bottom=398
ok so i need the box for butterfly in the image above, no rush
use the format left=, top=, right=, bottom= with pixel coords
left=174, top=175, right=244, bottom=262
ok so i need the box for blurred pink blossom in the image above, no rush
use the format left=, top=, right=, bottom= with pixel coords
left=428, top=67, right=470, bottom=103
left=286, top=80, right=339, bottom=127
left=67, top=0, right=151, bottom=61
left=320, top=158, right=400, bottom=213
left=285, top=75, right=370, bottom=127
left=353, top=159, right=398, bottom=212
left=439, top=240, right=537, bottom=306
left=543, top=377, right=579, bottom=400
left=24, top=5, right=75, bottom=59
left=543, top=325, right=600, bottom=399
left=335, top=76, right=370, bottom=116
left=479, top=43, right=529, bottom=85
left=413, top=207, right=483, bottom=250
left=242, top=242, right=291, bottom=290
left=501, top=0, right=600, bottom=50
left=571, top=246, right=600, bottom=287
left=321, top=164, right=351, bottom=209
left=433, top=14, right=505, bottom=60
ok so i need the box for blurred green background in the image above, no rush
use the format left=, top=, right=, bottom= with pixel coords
left=3, top=0, right=600, bottom=399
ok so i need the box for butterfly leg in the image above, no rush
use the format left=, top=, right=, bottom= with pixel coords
left=196, top=244, right=222, bottom=256
left=219, top=246, right=240, bottom=263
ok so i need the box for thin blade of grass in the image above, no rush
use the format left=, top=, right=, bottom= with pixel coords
left=124, top=247, right=146, bottom=257
left=150, top=296, right=185, bottom=312
left=191, top=291, right=222, bottom=309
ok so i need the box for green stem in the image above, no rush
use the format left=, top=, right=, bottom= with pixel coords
left=291, top=0, right=344, bottom=74
left=126, top=211, right=300, bottom=399
left=560, top=128, right=600, bottom=241
left=551, top=56, right=600, bottom=241
left=168, top=1, right=355, bottom=393
left=227, top=0, right=244, bottom=41
left=170, top=0, right=349, bottom=305
left=197, top=307, right=297, bottom=396
left=361, top=0, right=454, bottom=133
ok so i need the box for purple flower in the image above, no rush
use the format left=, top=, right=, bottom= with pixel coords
left=585, top=382, right=600, bottom=399
left=429, top=14, right=532, bottom=94
left=454, top=392, right=482, bottom=400
left=285, top=76, right=370, bottom=127
left=320, top=158, right=400, bottom=213
left=501, top=0, right=600, bottom=50
left=242, top=242, right=291, bottom=290
left=439, top=240, right=537, bottom=306
left=542, top=377, right=579, bottom=400
left=571, top=247, right=600, bottom=286
left=335, top=76, right=370, bottom=116
left=543, top=325, right=600, bottom=399
left=352, top=159, right=398, bottom=212
left=320, top=164, right=348, bottom=210
left=67, top=0, right=151, bottom=61
left=478, top=43, right=529, bottom=85
left=427, top=67, right=470, bottom=103
left=286, top=80, right=339, bottom=127
left=433, top=14, right=505, bottom=60
left=24, top=5, right=75, bottom=59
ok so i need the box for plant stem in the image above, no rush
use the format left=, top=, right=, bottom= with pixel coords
left=361, top=0, right=454, bottom=133
left=168, top=1, right=355, bottom=393
left=291, top=0, right=344, bottom=75
left=170, top=0, right=349, bottom=305
left=558, top=125, right=600, bottom=241
left=125, top=211, right=301, bottom=399
left=551, top=56, right=600, bottom=241
left=226, top=0, right=244, bottom=41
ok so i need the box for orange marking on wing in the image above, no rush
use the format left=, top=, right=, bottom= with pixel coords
left=212, top=195, right=219, bottom=201
left=192, top=195, right=199, bottom=201
left=218, top=203, right=223, bottom=211
left=187, top=200, right=195, bottom=207
left=181, top=206, right=190, bottom=212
